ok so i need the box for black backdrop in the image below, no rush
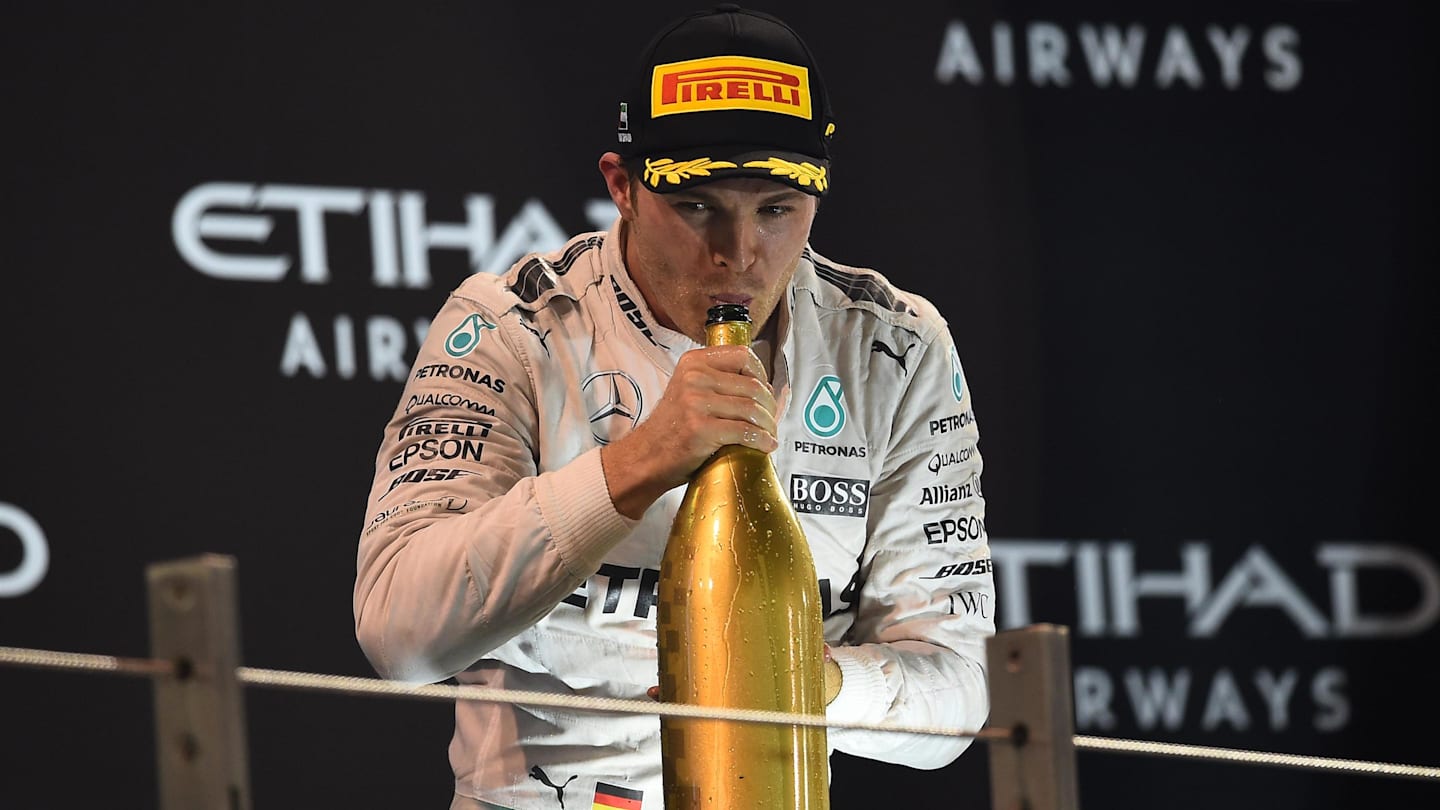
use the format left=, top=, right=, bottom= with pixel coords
left=3, top=1, right=1436, bottom=808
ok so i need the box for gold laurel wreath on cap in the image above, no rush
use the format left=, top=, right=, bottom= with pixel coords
left=642, top=155, right=829, bottom=193
left=743, top=157, right=828, bottom=193
left=643, top=157, right=738, bottom=187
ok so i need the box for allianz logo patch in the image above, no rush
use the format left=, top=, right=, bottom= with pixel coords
left=789, top=474, right=870, bottom=518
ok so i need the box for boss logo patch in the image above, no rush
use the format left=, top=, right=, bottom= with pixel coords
left=790, top=474, right=869, bottom=517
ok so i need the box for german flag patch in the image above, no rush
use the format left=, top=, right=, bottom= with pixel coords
left=592, top=781, right=643, bottom=810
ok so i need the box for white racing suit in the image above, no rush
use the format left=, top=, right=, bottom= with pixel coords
left=354, top=217, right=996, bottom=809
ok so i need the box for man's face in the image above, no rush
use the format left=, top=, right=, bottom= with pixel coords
left=604, top=158, right=819, bottom=344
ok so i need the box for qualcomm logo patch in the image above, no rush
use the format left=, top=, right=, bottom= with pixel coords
left=582, top=370, right=643, bottom=445
left=445, top=312, right=498, bottom=358
left=803, top=375, right=846, bottom=438
left=950, top=347, right=965, bottom=402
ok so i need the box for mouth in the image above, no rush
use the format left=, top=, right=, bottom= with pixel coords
left=709, top=294, right=753, bottom=306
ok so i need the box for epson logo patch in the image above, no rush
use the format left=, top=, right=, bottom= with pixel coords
left=790, top=474, right=870, bottom=517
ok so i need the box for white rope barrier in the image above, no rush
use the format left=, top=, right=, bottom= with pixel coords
left=0, top=644, right=176, bottom=678
left=0, top=645, right=992, bottom=740
left=234, top=664, right=999, bottom=740
left=1074, top=734, right=1440, bottom=781
left=4, top=644, right=1438, bottom=782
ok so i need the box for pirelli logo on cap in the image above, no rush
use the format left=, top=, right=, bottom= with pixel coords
left=651, top=55, right=812, bottom=119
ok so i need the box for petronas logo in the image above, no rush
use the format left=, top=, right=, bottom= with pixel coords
left=803, top=375, right=846, bottom=438
left=444, top=313, right=497, bottom=358
left=951, top=347, right=965, bottom=402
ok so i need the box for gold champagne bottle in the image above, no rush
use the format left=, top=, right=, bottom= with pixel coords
left=657, top=303, right=830, bottom=810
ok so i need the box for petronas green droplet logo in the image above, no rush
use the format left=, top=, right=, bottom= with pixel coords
left=951, top=347, right=965, bottom=402
left=444, top=313, right=497, bottom=358
left=803, top=375, right=846, bottom=438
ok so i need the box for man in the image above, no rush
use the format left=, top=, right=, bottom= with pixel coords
left=354, top=6, right=995, bottom=809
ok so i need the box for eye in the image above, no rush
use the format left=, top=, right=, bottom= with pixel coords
left=673, top=200, right=709, bottom=214
left=761, top=204, right=794, bottom=217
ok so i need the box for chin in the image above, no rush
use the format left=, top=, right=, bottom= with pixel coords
left=681, top=317, right=708, bottom=343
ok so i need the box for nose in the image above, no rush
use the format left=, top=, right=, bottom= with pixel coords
left=709, top=214, right=758, bottom=273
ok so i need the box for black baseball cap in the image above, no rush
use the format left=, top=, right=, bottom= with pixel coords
left=614, top=4, right=836, bottom=196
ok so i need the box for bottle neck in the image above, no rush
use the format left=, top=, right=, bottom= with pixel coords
left=704, top=320, right=752, bottom=347
left=704, top=315, right=761, bottom=465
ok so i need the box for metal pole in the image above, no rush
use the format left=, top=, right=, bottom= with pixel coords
left=986, top=623, right=1080, bottom=810
left=147, top=554, right=252, bottom=810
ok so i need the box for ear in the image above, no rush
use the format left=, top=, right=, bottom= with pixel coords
left=598, top=152, right=638, bottom=221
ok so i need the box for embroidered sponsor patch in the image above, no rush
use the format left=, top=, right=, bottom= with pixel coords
left=650, top=55, right=812, bottom=119
left=444, top=312, right=497, bottom=358
left=802, top=375, right=846, bottom=438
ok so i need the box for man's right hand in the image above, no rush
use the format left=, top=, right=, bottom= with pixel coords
left=600, top=344, right=778, bottom=519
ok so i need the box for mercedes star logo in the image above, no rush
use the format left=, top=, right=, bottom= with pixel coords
left=581, top=370, right=644, bottom=446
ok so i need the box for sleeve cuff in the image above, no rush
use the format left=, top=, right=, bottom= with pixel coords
left=825, top=645, right=889, bottom=725
left=535, top=447, right=638, bottom=577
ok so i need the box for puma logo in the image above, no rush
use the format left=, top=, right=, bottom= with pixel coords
left=529, top=766, right=578, bottom=808
left=519, top=317, right=552, bottom=356
left=871, top=339, right=915, bottom=371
